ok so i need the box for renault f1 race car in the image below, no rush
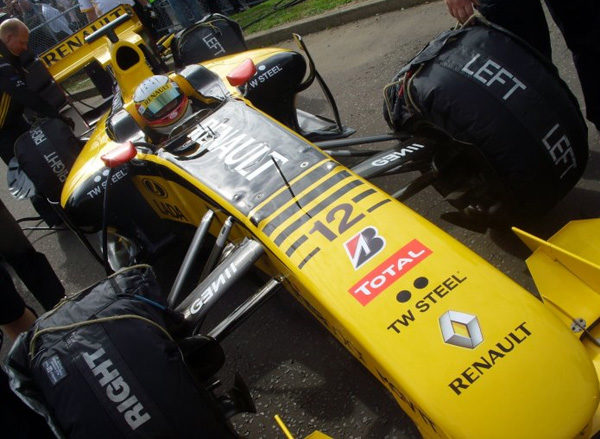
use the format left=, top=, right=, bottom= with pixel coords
left=6, top=6, right=600, bottom=439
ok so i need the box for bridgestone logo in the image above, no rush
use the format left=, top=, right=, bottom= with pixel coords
left=83, top=347, right=151, bottom=430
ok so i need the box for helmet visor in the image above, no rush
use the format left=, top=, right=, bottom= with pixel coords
left=140, top=86, right=183, bottom=121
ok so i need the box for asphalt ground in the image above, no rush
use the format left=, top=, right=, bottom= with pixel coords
left=1, top=1, right=599, bottom=438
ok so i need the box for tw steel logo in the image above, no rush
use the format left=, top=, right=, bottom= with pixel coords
left=349, top=239, right=432, bottom=306
left=344, top=226, right=385, bottom=270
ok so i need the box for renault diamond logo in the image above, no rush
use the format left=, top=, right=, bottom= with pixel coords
left=439, top=311, right=483, bottom=349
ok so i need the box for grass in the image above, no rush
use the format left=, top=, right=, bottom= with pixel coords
left=231, top=0, right=363, bottom=34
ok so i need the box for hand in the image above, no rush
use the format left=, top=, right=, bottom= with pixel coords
left=445, top=0, right=479, bottom=23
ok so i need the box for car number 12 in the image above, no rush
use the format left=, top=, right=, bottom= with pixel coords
left=309, top=203, right=366, bottom=241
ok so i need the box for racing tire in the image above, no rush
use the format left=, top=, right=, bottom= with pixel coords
left=385, top=19, right=588, bottom=218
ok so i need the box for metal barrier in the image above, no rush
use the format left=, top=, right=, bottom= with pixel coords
left=27, top=4, right=87, bottom=54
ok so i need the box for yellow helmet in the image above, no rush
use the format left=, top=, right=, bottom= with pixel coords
left=133, top=75, right=191, bottom=134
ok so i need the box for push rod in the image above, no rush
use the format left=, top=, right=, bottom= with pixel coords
left=208, top=278, right=281, bottom=342
left=315, top=134, right=401, bottom=150
left=167, top=210, right=214, bottom=308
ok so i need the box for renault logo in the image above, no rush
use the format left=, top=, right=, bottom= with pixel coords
left=439, top=311, right=483, bottom=349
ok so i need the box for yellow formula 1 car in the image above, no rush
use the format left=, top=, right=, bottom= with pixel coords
left=8, top=7, right=600, bottom=439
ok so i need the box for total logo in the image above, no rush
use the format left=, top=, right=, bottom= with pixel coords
left=348, top=239, right=432, bottom=306
left=344, top=226, right=386, bottom=270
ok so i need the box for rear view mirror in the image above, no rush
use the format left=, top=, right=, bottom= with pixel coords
left=226, top=59, right=257, bottom=87
left=85, top=60, right=114, bottom=98
left=101, top=141, right=137, bottom=168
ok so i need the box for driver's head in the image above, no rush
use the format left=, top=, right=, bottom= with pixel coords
left=0, top=18, right=29, bottom=56
left=134, top=75, right=191, bottom=135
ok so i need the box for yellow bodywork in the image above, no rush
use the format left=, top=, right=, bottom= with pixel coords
left=515, top=220, right=600, bottom=436
left=275, top=414, right=334, bottom=439
left=67, top=141, right=600, bottom=437
left=52, top=13, right=600, bottom=438
left=252, top=173, right=599, bottom=438
left=40, top=5, right=145, bottom=83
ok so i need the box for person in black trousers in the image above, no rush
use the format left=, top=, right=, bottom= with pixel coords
left=0, top=332, right=54, bottom=439
left=0, top=258, right=58, bottom=439
left=0, top=199, right=63, bottom=439
left=0, top=199, right=64, bottom=319
left=444, top=0, right=600, bottom=131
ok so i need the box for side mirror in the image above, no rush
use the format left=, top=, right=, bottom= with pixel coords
left=85, top=61, right=114, bottom=99
left=101, top=141, right=137, bottom=168
left=226, top=58, right=257, bottom=87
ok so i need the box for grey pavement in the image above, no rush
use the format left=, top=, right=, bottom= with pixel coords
left=246, top=0, right=431, bottom=47
left=1, top=1, right=599, bottom=438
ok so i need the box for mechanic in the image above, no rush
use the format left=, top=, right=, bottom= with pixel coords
left=133, top=74, right=194, bottom=139
left=443, top=0, right=600, bottom=132
left=0, top=18, right=62, bottom=165
left=0, top=17, right=67, bottom=225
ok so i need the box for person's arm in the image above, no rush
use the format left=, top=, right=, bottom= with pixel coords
left=0, top=60, right=60, bottom=118
left=84, top=8, right=97, bottom=21
left=444, top=0, right=479, bottom=23
left=77, top=0, right=97, bottom=22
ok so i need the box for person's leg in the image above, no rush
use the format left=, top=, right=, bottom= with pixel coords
left=0, top=200, right=64, bottom=310
left=183, top=0, right=207, bottom=22
left=206, top=0, right=221, bottom=14
left=545, top=0, right=600, bottom=130
left=167, top=0, right=194, bottom=27
left=0, top=264, right=29, bottom=340
left=477, top=0, right=552, bottom=59
left=0, top=136, right=14, bottom=166
left=133, top=2, right=158, bottom=39
left=0, top=333, right=54, bottom=439
left=1, top=307, right=36, bottom=340
left=0, top=239, right=51, bottom=439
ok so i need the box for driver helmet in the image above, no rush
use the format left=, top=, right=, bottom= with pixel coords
left=133, top=75, right=192, bottom=135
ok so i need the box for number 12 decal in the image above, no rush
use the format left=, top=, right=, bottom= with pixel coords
left=308, top=203, right=365, bottom=241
